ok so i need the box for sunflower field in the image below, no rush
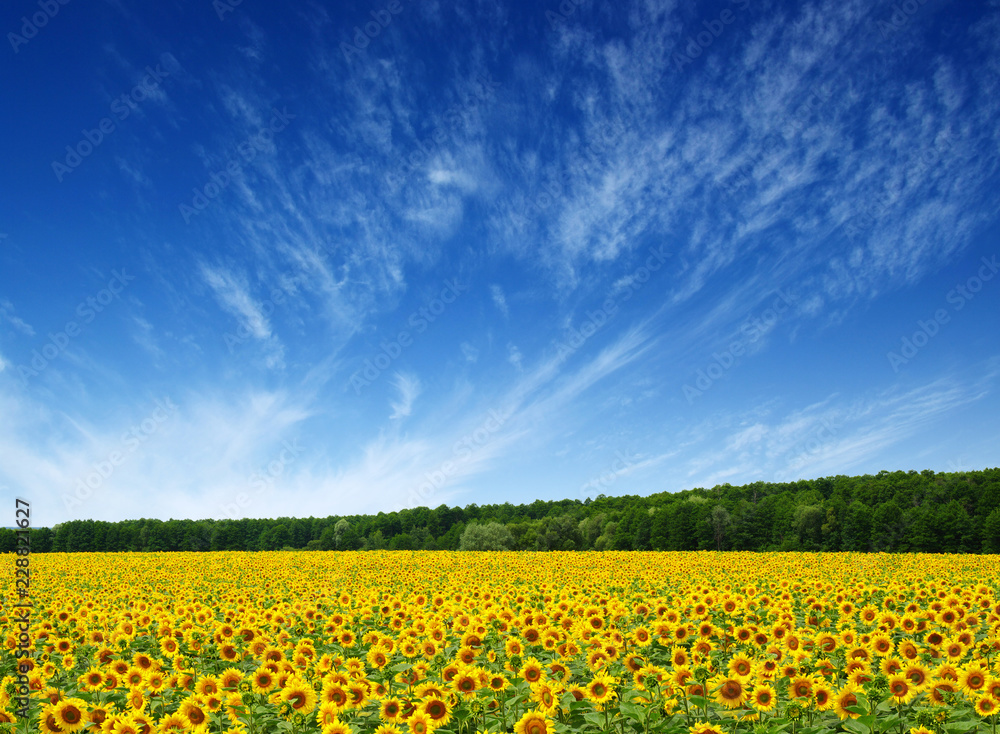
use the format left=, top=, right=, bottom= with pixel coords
left=3, top=551, right=1000, bottom=734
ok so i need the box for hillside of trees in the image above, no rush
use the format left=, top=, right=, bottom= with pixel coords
left=6, top=467, right=1000, bottom=554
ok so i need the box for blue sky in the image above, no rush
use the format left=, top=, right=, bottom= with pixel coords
left=1, top=0, right=999, bottom=527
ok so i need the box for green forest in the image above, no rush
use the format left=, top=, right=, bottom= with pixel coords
left=7, top=467, right=1000, bottom=554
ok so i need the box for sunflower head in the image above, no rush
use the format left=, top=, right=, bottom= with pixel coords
left=514, top=711, right=551, bottom=734
left=52, top=698, right=88, bottom=733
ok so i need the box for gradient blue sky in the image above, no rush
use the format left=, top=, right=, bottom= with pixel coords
left=2, top=0, right=999, bottom=527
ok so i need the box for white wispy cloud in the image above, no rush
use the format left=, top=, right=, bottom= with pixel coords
left=389, top=372, right=421, bottom=420
left=200, top=264, right=271, bottom=340
left=490, top=284, right=509, bottom=317
left=460, top=342, right=479, bottom=363
left=507, top=343, right=524, bottom=371
left=681, top=371, right=994, bottom=489
left=0, top=300, right=35, bottom=336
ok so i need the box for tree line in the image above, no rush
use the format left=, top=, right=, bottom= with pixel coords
left=5, top=467, right=999, bottom=554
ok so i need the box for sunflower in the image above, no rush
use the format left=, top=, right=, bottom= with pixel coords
left=108, top=715, right=142, bottom=734
left=366, top=646, right=389, bottom=669
left=196, top=675, right=221, bottom=697
left=317, top=701, right=343, bottom=729
left=586, top=674, right=617, bottom=705
left=223, top=692, right=245, bottom=720
left=587, top=649, right=610, bottom=671
left=39, top=707, right=63, bottom=734
left=833, top=685, right=863, bottom=720
left=323, top=718, right=354, bottom=734
left=42, top=686, right=63, bottom=706
left=155, top=713, right=187, bottom=733
left=324, top=684, right=350, bottom=710
left=220, top=667, right=244, bottom=691
left=86, top=706, right=109, bottom=729
left=282, top=679, right=319, bottom=715
left=935, top=662, right=960, bottom=681
left=505, top=638, right=524, bottom=657
left=380, top=697, right=403, bottom=721
left=51, top=698, right=88, bottom=733
left=420, top=696, right=453, bottom=727
left=898, top=640, right=919, bottom=661
left=727, top=654, right=754, bottom=679
left=347, top=682, right=369, bottom=709
left=452, top=668, right=480, bottom=697
left=671, top=666, right=693, bottom=688
left=962, top=662, right=989, bottom=691
left=531, top=681, right=561, bottom=713
left=752, top=657, right=777, bottom=679
left=903, top=663, right=930, bottom=691
left=927, top=681, right=958, bottom=706
left=813, top=683, right=835, bottom=711
left=407, top=711, right=434, bottom=734
left=79, top=667, right=105, bottom=691
left=816, top=633, right=838, bottom=654
left=687, top=723, right=725, bottom=734
left=130, top=712, right=155, bottom=734
left=631, top=626, right=653, bottom=647
left=252, top=668, right=277, bottom=694
left=789, top=675, right=814, bottom=700
left=984, top=675, right=1000, bottom=701
left=126, top=688, right=146, bottom=711
left=514, top=656, right=543, bottom=685
left=944, top=639, right=967, bottom=660
left=122, top=667, right=145, bottom=689
left=713, top=676, right=749, bottom=709
left=178, top=698, right=208, bottom=728
left=975, top=695, right=999, bottom=717
left=514, top=711, right=552, bottom=734
left=750, top=683, right=778, bottom=711
left=870, top=633, right=894, bottom=657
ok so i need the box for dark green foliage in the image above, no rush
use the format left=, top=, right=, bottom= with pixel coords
left=19, top=467, right=1000, bottom=553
